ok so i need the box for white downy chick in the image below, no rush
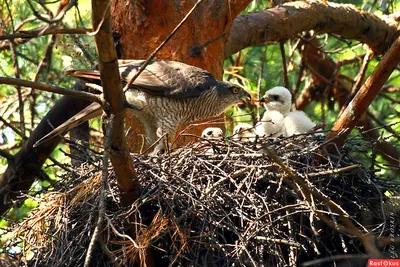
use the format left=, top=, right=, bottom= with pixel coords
left=283, top=111, right=316, bottom=136
left=200, top=127, right=224, bottom=154
left=201, top=127, right=224, bottom=140
left=232, top=123, right=257, bottom=142
left=259, top=86, right=316, bottom=137
left=255, top=110, right=286, bottom=137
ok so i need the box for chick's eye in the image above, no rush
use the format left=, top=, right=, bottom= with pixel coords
left=232, top=87, right=239, bottom=94
left=273, top=95, right=279, bottom=101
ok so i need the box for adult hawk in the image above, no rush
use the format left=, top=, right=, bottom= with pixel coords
left=34, top=60, right=251, bottom=152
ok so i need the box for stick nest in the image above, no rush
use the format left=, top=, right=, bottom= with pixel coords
left=5, top=134, right=400, bottom=267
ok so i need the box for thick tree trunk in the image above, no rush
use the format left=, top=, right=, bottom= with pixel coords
left=111, top=0, right=251, bottom=152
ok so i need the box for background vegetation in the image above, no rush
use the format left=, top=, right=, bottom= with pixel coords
left=0, top=0, right=399, bottom=265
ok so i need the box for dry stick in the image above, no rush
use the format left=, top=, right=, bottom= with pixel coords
left=0, top=77, right=101, bottom=103
left=8, top=39, right=25, bottom=140
left=0, top=89, right=30, bottom=117
left=307, top=164, right=361, bottom=177
left=337, top=55, right=364, bottom=67
left=284, top=195, right=296, bottom=267
left=292, top=63, right=305, bottom=110
left=25, top=0, right=77, bottom=25
left=350, top=49, right=373, bottom=95
left=83, top=115, right=112, bottom=267
left=0, top=116, right=26, bottom=139
left=123, top=0, right=206, bottom=93
left=87, top=1, right=111, bottom=37
left=339, top=49, right=374, bottom=116
left=262, top=146, right=382, bottom=257
left=366, top=110, right=400, bottom=140
left=90, top=0, right=138, bottom=193
left=280, top=41, right=289, bottom=89
left=3, top=0, right=15, bottom=31
left=30, top=34, right=57, bottom=129
left=0, top=28, right=91, bottom=41
left=37, top=0, right=53, bottom=16
left=328, top=36, right=400, bottom=148
left=15, top=17, right=38, bottom=31
left=256, top=46, right=267, bottom=121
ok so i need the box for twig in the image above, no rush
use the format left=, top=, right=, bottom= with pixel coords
left=30, top=34, right=57, bottom=129
left=262, top=145, right=382, bottom=257
left=26, top=0, right=77, bottom=25
left=307, top=164, right=361, bottom=177
left=0, top=27, right=91, bottom=41
left=254, top=236, right=302, bottom=248
left=0, top=116, right=26, bottom=139
left=340, top=48, right=374, bottom=115
left=256, top=46, right=267, bottom=121
left=7, top=37, right=25, bottom=139
left=292, top=63, right=305, bottom=110
left=0, top=77, right=101, bottom=103
left=366, top=110, right=400, bottom=140
left=83, top=114, right=111, bottom=267
left=280, top=41, right=289, bottom=89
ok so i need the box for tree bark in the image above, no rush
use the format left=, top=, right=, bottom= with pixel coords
left=92, top=0, right=140, bottom=195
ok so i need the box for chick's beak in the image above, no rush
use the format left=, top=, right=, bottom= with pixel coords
left=259, top=96, right=271, bottom=104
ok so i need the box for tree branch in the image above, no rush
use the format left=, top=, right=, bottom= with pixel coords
left=0, top=27, right=91, bottom=41
left=91, top=0, right=139, bottom=196
left=328, top=36, right=400, bottom=148
left=0, top=77, right=101, bottom=103
left=225, top=0, right=398, bottom=58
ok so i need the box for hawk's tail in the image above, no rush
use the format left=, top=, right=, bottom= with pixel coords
left=66, top=69, right=101, bottom=82
left=33, top=102, right=102, bottom=148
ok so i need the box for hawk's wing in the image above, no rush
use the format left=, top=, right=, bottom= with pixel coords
left=68, top=60, right=220, bottom=99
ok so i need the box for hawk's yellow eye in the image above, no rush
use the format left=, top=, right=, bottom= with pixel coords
left=232, top=87, right=239, bottom=94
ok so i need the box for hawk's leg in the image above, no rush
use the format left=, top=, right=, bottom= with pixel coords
left=143, top=125, right=168, bottom=155
left=151, top=127, right=172, bottom=155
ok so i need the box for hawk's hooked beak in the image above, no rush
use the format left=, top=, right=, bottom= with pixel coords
left=244, top=91, right=251, bottom=101
left=240, top=91, right=252, bottom=105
